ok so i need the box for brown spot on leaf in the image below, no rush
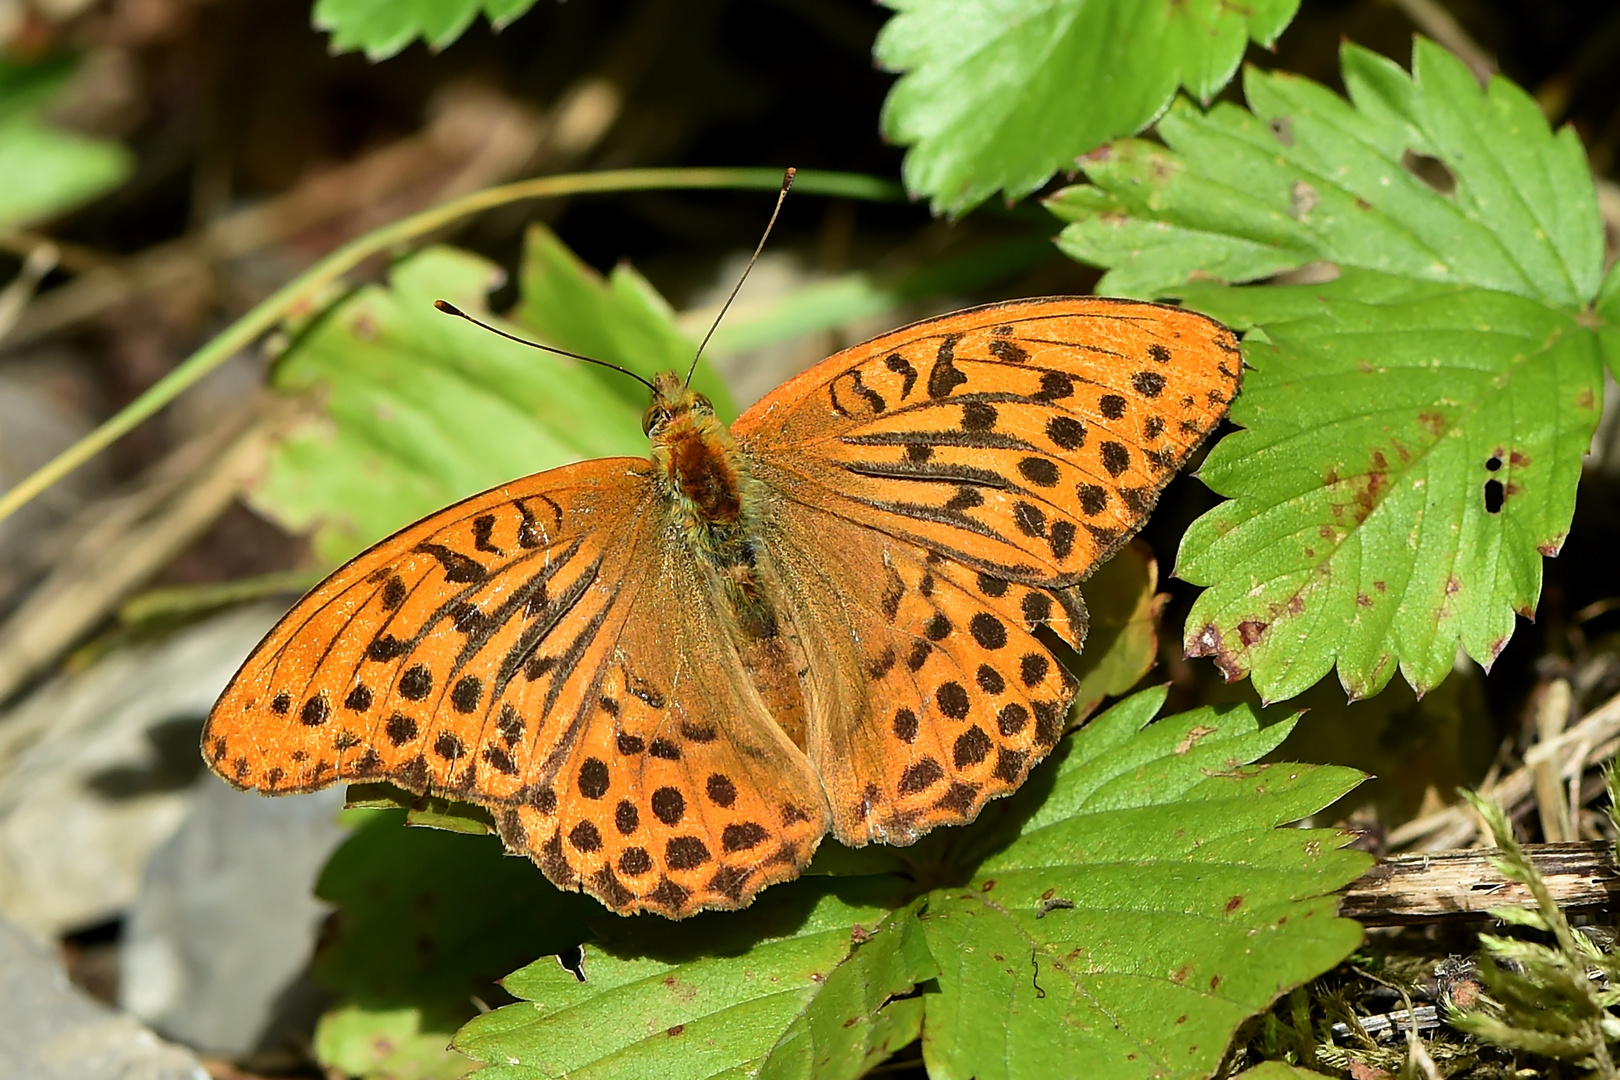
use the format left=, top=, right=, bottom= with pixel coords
left=1187, top=624, right=1244, bottom=682
left=1174, top=726, right=1216, bottom=755
left=1237, top=619, right=1267, bottom=647
left=1225, top=895, right=1244, bottom=913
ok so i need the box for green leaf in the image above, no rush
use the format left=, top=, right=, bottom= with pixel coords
left=313, top=0, right=540, bottom=61
left=312, top=809, right=595, bottom=1079
left=1050, top=39, right=1603, bottom=303
left=1179, top=274, right=1602, bottom=699
left=1065, top=540, right=1160, bottom=722
left=249, top=238, right=719, bottom=564
left=451, top=692, right=1366, bottom=1080
left=0, top=57, right=131, bottom=229
left=874, top=0, right=1299, bottom=215
left=514, top=224, right=733, bottom=418
left=918, top=689, right=1369, bottom=1080
left=1048, top=40, right=1610, bottom=700
left=451, top=880, right=926, bottom=1080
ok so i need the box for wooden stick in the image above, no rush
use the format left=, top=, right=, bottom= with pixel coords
left=1340, top=839, right=1620, bottom=925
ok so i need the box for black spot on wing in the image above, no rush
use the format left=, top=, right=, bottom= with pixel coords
left=472, top=514, right=501, bottom=554
left=884, top=353, right=918, bottom=399
left=928, top=336, right=968, bottom=398
left=988, top=338, right=1029, bottom=363
left=414, top=543, right=487, bottom=584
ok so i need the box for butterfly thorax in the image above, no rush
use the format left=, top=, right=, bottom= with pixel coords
left=645, top=373, right=776, bottom=638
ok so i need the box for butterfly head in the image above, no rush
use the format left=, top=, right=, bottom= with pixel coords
left=645, top=371, right=746, bottom=531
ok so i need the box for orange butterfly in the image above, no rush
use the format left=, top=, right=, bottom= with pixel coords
left=204, top=288, right=1239, bottom=917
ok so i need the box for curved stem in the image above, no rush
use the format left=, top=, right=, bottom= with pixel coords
left=0, top=166, right=904, bottom=526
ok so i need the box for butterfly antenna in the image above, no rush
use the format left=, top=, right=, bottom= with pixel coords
left=433, top=300, right=658, bottom=394
left=685, top=167, right=796, bottom=387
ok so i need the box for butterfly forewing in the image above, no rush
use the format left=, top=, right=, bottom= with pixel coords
left=736, top=298, right=1241, bottom=585
left=204, top=460, right=654, bottom=797
left=205, top=458, right=829, bottom=917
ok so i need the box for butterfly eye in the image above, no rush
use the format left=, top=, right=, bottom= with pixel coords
left=641, top=406, right=671, bottom=435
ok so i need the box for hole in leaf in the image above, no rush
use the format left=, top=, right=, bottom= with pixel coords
left=1401, top=150, right=1457, bottom=196
left=556, top=945, right=586, bottom=982
left=1486, top=456, right=1502, bottom=472
left=1484, top=478, right=1505, bottom=513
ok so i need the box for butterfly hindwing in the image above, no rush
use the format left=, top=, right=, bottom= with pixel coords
left=495, top=538, right=829, bottom=917
left=765, top=500, right=1082, bottom=847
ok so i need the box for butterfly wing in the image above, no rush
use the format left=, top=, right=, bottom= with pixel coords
left=736, top=297, right=1240, bottom=586
left=763, top=501, right=1083, bottom=845
left=204, top=457, right=828, bottom=916
left=736, top=297, right=1238, bottom=845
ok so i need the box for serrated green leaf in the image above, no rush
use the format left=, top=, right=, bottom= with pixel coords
left=248, top=238, right=722, bottom=564
left=874, top=0, right=1299, bottom=215
left=313, top=0, right=540, bottom=60
left=0, top=57, right=131, bottom=229
left=450, top=691, right=1365, bottom=1080
left=1177, top=274, right=1603, bottom=699
left=451, top=880, right=922, bottom=1080
left=514, top=224, right=733, bottom=418
left=918, top=689, right=1368, bottom=1080
left=1050, top=40, right=1603, bottom=303
left=312, top=809, right=595, bottom=1078
left=1048, top=39, right=1610, bottom=700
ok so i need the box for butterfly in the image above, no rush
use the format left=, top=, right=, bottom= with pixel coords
left=203, top=295, right=1240, bottom=918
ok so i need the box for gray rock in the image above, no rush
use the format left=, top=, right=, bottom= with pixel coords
left=120, top=773, right=348, bottom=1058
left=0, top=912, right=206, bottom=1080
left=0, top=604, right=282, bottom=939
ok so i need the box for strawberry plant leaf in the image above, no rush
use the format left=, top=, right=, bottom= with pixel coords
left=1178, top=275, right=1603, bottom=699
left=313, top=0, right=540, bottom=61
left=450, top=691, right=1366, bottom=1080
left=249, top=240, right=724, bottom=563
left=1047, top=39, right=1611, bottom=700
left=514, top=224, right=732, bottom=415
left=451, top=881, right=927, bottom=1080
left=311, top=809, right=595, bottom=1080
left=1049, top=39, right=1603, bottom=303
left=918, top=688, right=1368, bottom=1080
left=874, top=0, right=1299, bottom=215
